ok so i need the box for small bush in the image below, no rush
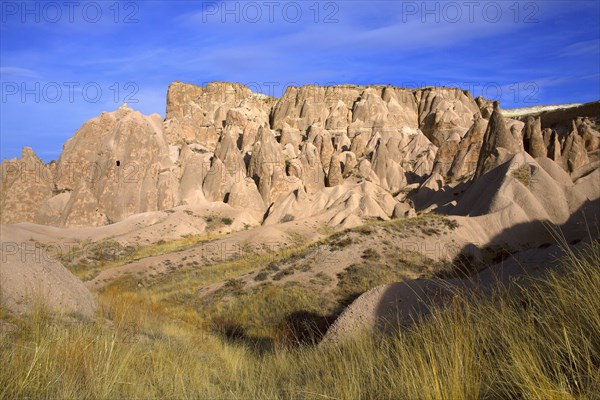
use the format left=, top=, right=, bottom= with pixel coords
left=361, top=248, right=380, bottom=261
left=512, top=165, right=532, bottom=187
left=273, top=268, right=295, bottom=281
left=280, top=214, right=295, bottom=223
left=266, top=262, right=280, bottom=272
left=330, top=237, right=353, bottom=249
left=254, top=271, right=270, bottom=281
left=221, top=217, right=233, bottom=225
left=223, top=278, right=245, bottom=295
left=421, top=227, right=441, bottom=236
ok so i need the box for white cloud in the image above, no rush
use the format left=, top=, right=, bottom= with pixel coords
left=0, top=67, right=39, bottom=78
left=560, top=40, right=600, bottom=57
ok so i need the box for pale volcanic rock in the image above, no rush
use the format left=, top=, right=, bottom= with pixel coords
left=227, top=177, right=267, bottom=221
left=321, top=278, right=469, bottom=344
left=53, top=109, right=121, bottom=192
left=271, top=85, right=418, bottom=138
left=457, top=152, right=585, bottom=224
left=325, top=100, right=352, bottom=133
left=164, top=81, right=272, bottom=149
left=202, top=158, right=228, bottom=202
left=177, top=144, right=212, bottom=206
left=416, top=87, right=481, bottom=146
left=271, top=85, right=362, bottom=132
left=61, top=182, right=109, bottom=227
left=298, top=142, right=326, bottom=194
left=335, top=132, right=352, bottom=152
left=392, top=201, right=416, bottom=218
left=542, top=128, right=553, bottom=148
left=371, top=139, right=407, bottom=194
left=351, top=88, right=389, bottom=128
left=347, top=121, right=373, bottom=141
left=523, top=116, right=547, bottom=158
left=350, top=133, right=367, bottom=158
left=36, top=192, right=71, bottom=226
left=322, top=153, right=599, bottom=344
left=431, top=140, right=460, bottom=177
left=326, top=153, right=343, bottom=187
left=340, top=151, right=358, bottom=177
left=448, top=114, right=488, bottom=180
left=270, top=86, right=329, bottom=132
left=203, top=129, right=247, bottom=202
left=0, top=242, right=96, bottom=316
left=475, top=96, right=494, bottom=119
left=365, top=131, right=382, bottom=156
left=286, top=157, right=303, bottom=179
left=283, top=143, right=297, bottom=159
left=505, top=118, right=526, bottom=150
left=356, top=159, right=380, bottom=184
left=576, top=117, right=600, bottom=151
left=264, top=181, right=396, bottom=227
left=412, top=172, right=445, bottom=208
left=475, top=102, right=522, bottom=179
left=225, top=97, right=270, bottom=133
left=381, top=86, right=419, bottom=128
left=547, top=131, right=562, bottom=162
left=401, top=131, right=438, bottom=177
left=530, top=121, right=547, bottom=158
left=279, top=123, right=303, bottom=150
left=307, top=124, right=335, bottom=173
left=562, top=122, right=590, bottom=173
left=522, top=116, right=534, bottom=151
left=5, top=81, right=597, bottom=231
left=85, top=106, right=179, bottom=224
left=248, top=126, right=287, bottom=204
left=35, top=105, right=181, bottom=227
left=241, top=121, right=260, bottom=152
left=1, top=148, right=54, bottom=225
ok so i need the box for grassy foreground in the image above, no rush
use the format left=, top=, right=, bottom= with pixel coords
left=1, top=242, right=599, bottom=399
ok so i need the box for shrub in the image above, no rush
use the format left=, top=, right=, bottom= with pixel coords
left=254, top=271, right=270, bottom=281
left=361, top=248, right=380, bottom=261
left=221, top=217, right=233, bottom=225
left=280, top=214, right=295, bottom=223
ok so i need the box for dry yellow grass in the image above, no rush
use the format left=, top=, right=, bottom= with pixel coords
left=61, top=233, right=220, bottom=281
left=1, top=241, right=599, bottom=399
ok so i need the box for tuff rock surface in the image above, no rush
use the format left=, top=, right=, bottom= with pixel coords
left=2, top=82, right=598, bottom=228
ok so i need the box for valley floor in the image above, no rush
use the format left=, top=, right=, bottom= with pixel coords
left=1, top=238, right=599, bottom=399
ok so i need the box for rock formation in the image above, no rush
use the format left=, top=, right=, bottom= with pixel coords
left=2, top=82, right=597, bottom=228
left=562, top=122, right=590, bottom=173
left=326, top=153, right=343, bottom=187
left=474, top=102, right=521, bottom=179
left=248, top=126, right=288, bottom=204
left=164, top=81, right=272, bottom=148
left=0, top=242, right=96, bottom=316
left=416, top=87, right=480, bottom=146
left=447, top=114, right=488, bottom=179
left=522, top=116, right=546, bottom=158
left=1, top=147, right=54, bottom=224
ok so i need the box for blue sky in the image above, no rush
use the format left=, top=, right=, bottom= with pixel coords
left=1, top=0, right=599, bottom=162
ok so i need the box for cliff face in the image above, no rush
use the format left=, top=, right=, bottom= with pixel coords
left=2, top=81, right=597, bottom=227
